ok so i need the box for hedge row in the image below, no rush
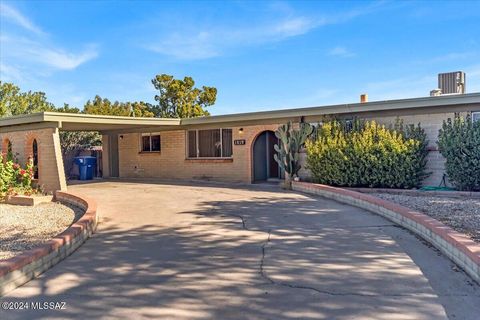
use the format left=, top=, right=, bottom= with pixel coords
left=305, top=120, right=429, bottom=189
left=438, top=115, right=480, bottom=191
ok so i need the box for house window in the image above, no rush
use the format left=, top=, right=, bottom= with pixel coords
left=3, top=139, right=13, bottom=160
left=32, top=139, right=39, bottom=179
left=345, top=119, right=354, bottom=132
left=187, top=128, right=233, bottom=158
left=472, top=111, right=480, bottom=123
left=141, top=133, right=161, bottom=152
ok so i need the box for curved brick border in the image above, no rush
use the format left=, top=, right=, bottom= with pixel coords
left=0, top=191, right=98, bottom=296
left=345, top=187, right=480, bottom=199
left=292, top=181, right=480, bottom=284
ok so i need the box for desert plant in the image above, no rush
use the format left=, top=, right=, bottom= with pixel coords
left=437, top=115, right=480, bottom=191
left=306, top=120, right=429, bottom=188
left=274, top=121, right=314, bottom=188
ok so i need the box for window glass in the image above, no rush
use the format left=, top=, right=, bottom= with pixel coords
left=473, top=112, right=480, bottom=123
left=222, top=129, right=233, bottom=157
left=188, top=131, right=197, bottom=158
left=187, top=128, right=232, bottom=158
left=141, top=134, right=161, bottom=152
left=198, top=129, right=221, bottom=157
left=151, top=135, right=161, bottom=151
left=32, top=139, right=38, bottom=179
left=141, top=136, right=151, bottom=152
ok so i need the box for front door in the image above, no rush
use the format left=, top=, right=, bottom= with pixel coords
left=253, top=131, right=280, bottom=182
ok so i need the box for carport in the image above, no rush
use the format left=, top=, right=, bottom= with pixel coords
left=0, top=111, right=291, bottom=192
left=0, top=112, right=180, bottom=191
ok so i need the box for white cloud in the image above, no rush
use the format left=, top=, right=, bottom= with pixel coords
left=363, top=74, right=437, bottom=100
left=1, top=36, right=98, bottom=71
left=434, top=52, right=474, bottom=62
left=0, top=3, right=98, bottom=82
left=328, top=46, right=355, bottom=58
left=0, top=2, right=44, bottom=35
left=24, top=42, right=98, bottom=70
left=271, top=16, right=318, bottom=37
left=362, top=64, right=480, bottom=100
left=464, top=64, right=480, bottom=92
left=148, top=32, right=219, bottom=60
left=144, top=3, right=381, bottom=60
left=0, top=62, right=24, bottom=82
left=147, top=15, right=318, bottom=60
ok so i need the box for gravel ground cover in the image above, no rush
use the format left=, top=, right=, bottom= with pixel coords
left=0, top=202, right=84, bottom=260
left=372, top=193, right=480, bottom=243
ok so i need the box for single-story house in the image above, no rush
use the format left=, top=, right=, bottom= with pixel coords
left=1, top=93, right=479, bottom=192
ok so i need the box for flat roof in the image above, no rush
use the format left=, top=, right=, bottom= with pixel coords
left=0, top=112, right=181, bottom=132
left=1, top=92, right=480, bottom=133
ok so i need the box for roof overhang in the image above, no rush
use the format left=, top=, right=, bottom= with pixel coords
left=181, top=92, right=480, bottom=127
left=0, top=112, right=181, bottom=133
left=1, top=93, right=479, bottom=133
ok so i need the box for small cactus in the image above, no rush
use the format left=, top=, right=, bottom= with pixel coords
left=274, top=121, right=313, bottom=188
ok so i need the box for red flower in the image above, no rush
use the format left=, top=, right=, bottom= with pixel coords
left=19, top=169, right=26, bottom=175
left=13, top=163, right=20, bottom=169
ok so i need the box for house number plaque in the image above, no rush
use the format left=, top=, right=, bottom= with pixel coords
left=234, top=139, right=246, bottom=145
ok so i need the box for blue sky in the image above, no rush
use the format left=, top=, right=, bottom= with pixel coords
left=1, top=0, right=480, bottom=115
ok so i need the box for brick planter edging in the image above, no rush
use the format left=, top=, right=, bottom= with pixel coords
left=345, top=187, right=480, bottom=199
left=0, top=191, right=98, bottom=296
left=292, top=181, right=480, bottom=284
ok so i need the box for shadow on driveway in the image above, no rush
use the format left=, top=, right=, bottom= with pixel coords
left=1, top=182, right=479, bottom=319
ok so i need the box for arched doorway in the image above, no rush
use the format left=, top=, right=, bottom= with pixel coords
left=252, top=131, right=280, bottom=182
left=32, top=139, right=39, bottom=179
left=3, top=139, right=13, bottom=160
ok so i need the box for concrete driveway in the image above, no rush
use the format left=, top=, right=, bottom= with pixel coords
left=1, top=180, right=479, bottom=319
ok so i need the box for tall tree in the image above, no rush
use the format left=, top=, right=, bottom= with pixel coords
left=0, top=81, right=55, bottom=117
left=83, top=95, right=154, bottom=117
left=151, top=74, right=217, bottom=118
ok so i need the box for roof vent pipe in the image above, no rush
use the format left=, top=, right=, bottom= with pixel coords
left=360, top=94, right=368, bottom=103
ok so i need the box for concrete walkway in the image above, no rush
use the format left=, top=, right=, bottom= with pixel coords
left=1, top=180, right=479, bottom=319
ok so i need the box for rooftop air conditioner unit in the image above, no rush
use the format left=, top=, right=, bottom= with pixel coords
left=438, top=71, right=465, bottom=94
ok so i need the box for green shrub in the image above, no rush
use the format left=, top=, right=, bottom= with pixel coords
left=305, top=120, right=429, bottom=188
left=437, top=115, right=480, bottom=191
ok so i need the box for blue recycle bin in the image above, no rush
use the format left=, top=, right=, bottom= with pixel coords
left=74, top=156, right=97, bottom=180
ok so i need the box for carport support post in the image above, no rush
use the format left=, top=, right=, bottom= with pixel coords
left=101, top=134, right=110, bottom=178
left=0, top=124, right=67, bottom=193
left=40, top=127, right=67, bottom=192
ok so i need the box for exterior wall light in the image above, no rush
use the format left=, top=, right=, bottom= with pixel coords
left=238, top=128, right=244, bottom=134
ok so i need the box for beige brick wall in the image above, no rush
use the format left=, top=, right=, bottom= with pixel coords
left=116, top=124, right=281, bottom=183
left=0, top=128, right=67, bottom=192
left=115, top=112, right=455, bottom=187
